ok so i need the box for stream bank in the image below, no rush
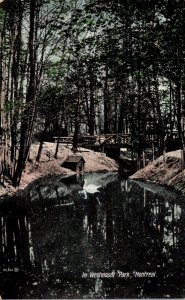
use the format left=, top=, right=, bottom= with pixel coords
left=0, top=142, right=118, bottom=198
left=130, top=149, right=185, bottom=195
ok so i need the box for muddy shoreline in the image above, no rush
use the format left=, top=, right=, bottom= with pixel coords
left=0, top=142, right=118, bottom=198
left=130, top=149, right=185, bottom=196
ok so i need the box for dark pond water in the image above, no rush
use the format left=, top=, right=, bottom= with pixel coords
left=0, top=173, right=185, bottom=299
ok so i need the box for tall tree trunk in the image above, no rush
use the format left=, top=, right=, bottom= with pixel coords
left=72, top=87, right=80, bottom=152
left=10, top=1, right=23, bottom=175
left=54, top=114, right=63, bottom=159
left=36, top=120, right=48, bottom=163
left=176, top=79, right=185, bottom=165
left=136, top=72, right=142, bottom=170
left=13, top=0, right=36, bottom=186
left=89, top=74, right=95, bottom=135
left=153, top=66, right=164, bottom=156
left=104, top=66, right=109, bottom=134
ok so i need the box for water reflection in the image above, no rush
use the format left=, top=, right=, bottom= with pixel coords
left=0, top=174, right=185, bottom=298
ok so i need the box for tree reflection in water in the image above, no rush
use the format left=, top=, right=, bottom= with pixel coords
left=0, top=174, right=185, bottom=298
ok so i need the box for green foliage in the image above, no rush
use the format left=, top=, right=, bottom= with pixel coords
left=1, top=0, right=185, bottom=181
left=38, top=85, right=63, bottom=117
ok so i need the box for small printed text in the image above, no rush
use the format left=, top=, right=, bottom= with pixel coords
left=82, top=270, right=156, bottom=279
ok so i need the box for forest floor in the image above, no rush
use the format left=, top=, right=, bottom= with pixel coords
left=0, top=142, right=118, bottom=197
left=130, top=149, right=185, bottom=195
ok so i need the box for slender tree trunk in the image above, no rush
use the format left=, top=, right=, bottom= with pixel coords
left=114, top=82, right=118, bottom=133
left=153, top=66, right=164, bottom=155
left=54, top=114, right=63, bottom=158
left=10, top=2, right=23, bottom=176
left=169, top=80, right=173, bottom=139
left=72, top=87, right=80, bottom=152
left=118, top=96, right=124, bottom=133
left=137, top=72, right=142, bottom=170
left=104, top=66, right=109, bottom=134
left=13, top=0, right=36, bottom=186
left=176, top=80, right=185, bottom=165
left=36, top=120, right=48, bottom=163
left=89, top=75, right=95, bottom=135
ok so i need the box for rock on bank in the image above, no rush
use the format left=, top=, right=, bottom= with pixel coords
left=130, top=150, right=185, bottom=194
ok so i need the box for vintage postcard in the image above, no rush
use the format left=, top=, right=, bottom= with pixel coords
left=0, top=0, right=185, bottom=299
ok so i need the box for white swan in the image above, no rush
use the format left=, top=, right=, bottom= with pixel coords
left=83, top=179, right=101, bottom=194
left=78, top=179, right=101, bottom=200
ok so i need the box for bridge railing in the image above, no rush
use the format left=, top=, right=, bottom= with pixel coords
left=53, top=133, right=132, bottom=146
left=53, top=137, right=73, bottom=144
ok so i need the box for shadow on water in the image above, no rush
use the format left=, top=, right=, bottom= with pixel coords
left=1, top=173, right=185, bottom=298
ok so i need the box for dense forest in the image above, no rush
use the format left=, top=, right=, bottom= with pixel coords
left=0, top=0, right=185, bottom=187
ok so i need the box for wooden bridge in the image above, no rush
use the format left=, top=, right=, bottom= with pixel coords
left=53, top=133, right=132, bottom=148
left=53, top=133, right=137, bottom=162
left=53, top=136, right=73, bottom=146
left=53, top=131, right=181, bottom=175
